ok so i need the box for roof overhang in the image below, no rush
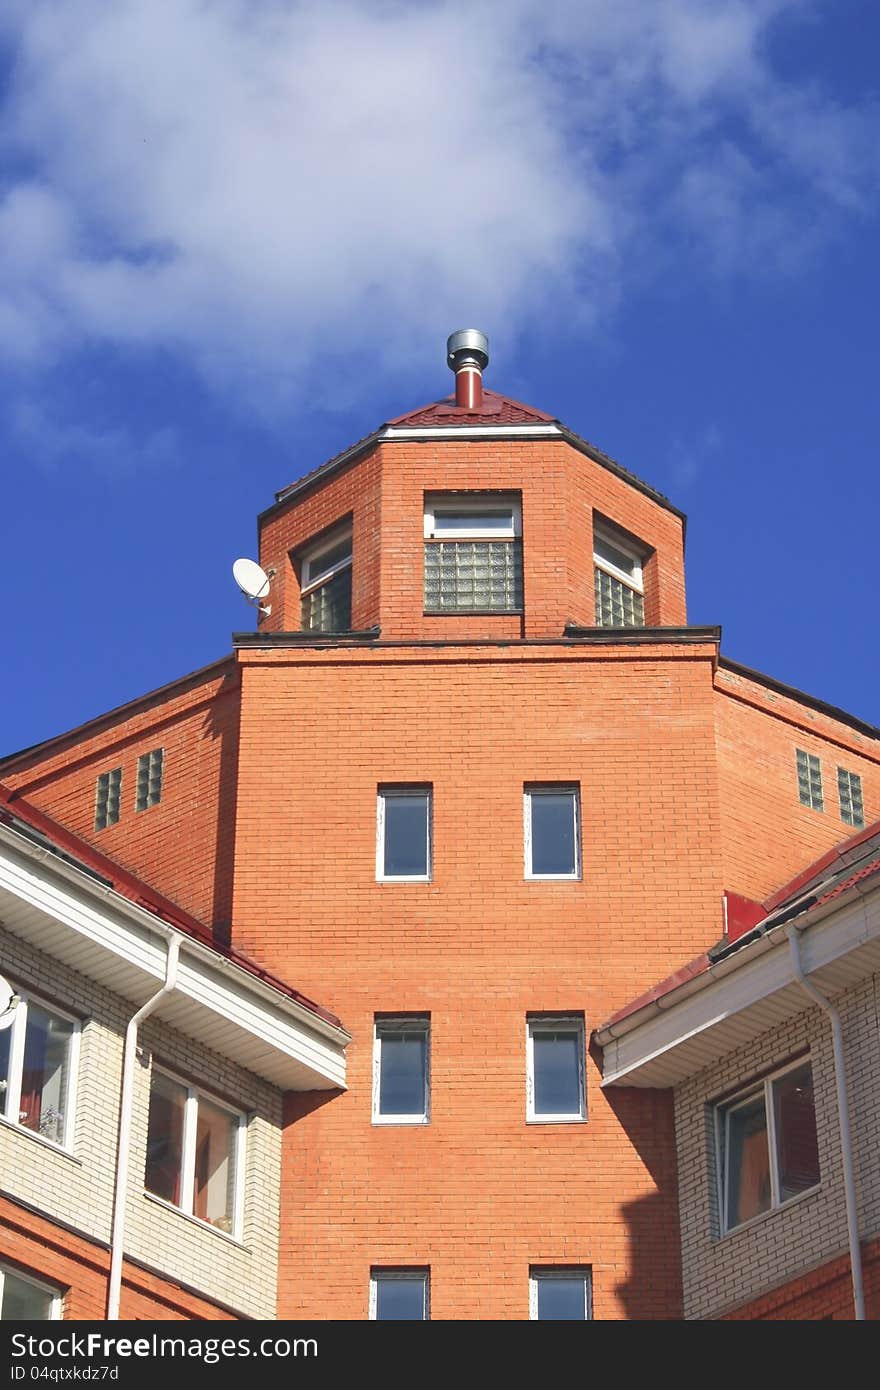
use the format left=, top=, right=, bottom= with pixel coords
left=0, top=824, right=349, bottom=1091
left=595, top=880, right=880, bottom=1088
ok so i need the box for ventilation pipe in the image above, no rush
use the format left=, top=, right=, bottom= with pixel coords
left=786, top=924, right=865, bottom=1320
left=447, top=329, right=489, bottom=410
left=107, top=933, right=180, bottom=1320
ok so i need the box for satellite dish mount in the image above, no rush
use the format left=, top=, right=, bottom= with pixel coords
left=232, top=558, right=272, bottom=616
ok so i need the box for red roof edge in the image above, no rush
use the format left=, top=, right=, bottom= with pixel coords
left=762, top=816, right=880, bottom=913
left=601, top=952, right=712, bottom=1030
left=0, top=784, right=343, bottom=1031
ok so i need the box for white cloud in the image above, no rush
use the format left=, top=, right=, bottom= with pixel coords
left=0, top=0, right=875, bottom=409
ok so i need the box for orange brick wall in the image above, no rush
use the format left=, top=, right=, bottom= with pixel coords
left=0, top=1198, right=238, bottom=1320
left=1, top=664, right=240, bottom=934
left=723, top=1237, right=880, bottom=1320
left=259, top=436, right=687, bottom=639
left=233, top=640, right=720, bottom=1319
left=714, top=666, right=880, bottom=901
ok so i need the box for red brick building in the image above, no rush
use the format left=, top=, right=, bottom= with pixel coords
left=1, top=331, right=877, bottom=1318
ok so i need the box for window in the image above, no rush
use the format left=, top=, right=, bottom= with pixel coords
left=373, top=1017, right=430, bottom=1124
left=370, top=1269, right=429, bottom=1320
left=0, top=1266, right=61, bottom=1320
left=0, top=989, right=78, bottom=1149
left=530, top=1267, right=592, bottom=1320
left=593, top=524, right=645, bottom=627
left=94, top=767, right=122, bottom=830
left=717, top=1058, right=820, bottom=1233
left=796, top=749, right=824, bottom=811
left=136, top=747, right=164, bottom=812
left=837, top=767, right=864, bottom=828
left=424, top=494, right=522, bottom=613
left=524, top=785, right=580, bottom=880
left=377, top=786, right=431, bottom=881
left=299, top=525, right=352, bottom=631
left=526, top=1015, right=586, bottom=1123
left=145, top=1068, right=245, bottom=1237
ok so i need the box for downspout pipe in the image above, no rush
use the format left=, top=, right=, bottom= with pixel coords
left=106, top=934, right=181, bottom=1320
left=786, top=924, right=865, bottom=1320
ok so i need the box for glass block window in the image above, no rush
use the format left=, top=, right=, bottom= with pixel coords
left=370, top=1269, right=429, bottom=1321
left=136, top=748, right=164, bottom=812
left=95, top=767, right=122, bottom=830
left=593, top=525, right=646, bottom=628
left=796, top=750, right=824, bottom=811
left=0, top=1266, right=61, bottom=1320
left=373, top=1017, right=430, bottom=1124
left=530, top=1268, right=592, bottom=1321
left=299, top=526, right=352, bottom=632
left=145, top=1067, right=244, bottom=1237
left=717, top=1059, right=820, bottom=1233
left=837, top=768, right=864, bottom=829
left=0, top=989, right=79, bottom=1150
left=424, top=494, right=522, bottom=613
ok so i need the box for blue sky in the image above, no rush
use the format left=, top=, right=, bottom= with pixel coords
left=1, top=0, right=878, bottom=754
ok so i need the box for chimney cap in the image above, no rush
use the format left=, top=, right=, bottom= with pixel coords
left=447, top=328, right=489, bottom=372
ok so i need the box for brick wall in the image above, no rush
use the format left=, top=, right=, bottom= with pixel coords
left=258, top=436, right=687, bottom=639
left=1, top=662, right=240, bottom=934
left=723, top=1234, right=880, bottom=1319
left=0, top=1198, right=238, bottom=1319
left=0, top=924, right=282, bottom=1319
left=674, top=969, right=880, bottom=1319
left=233, top=639, right=719, bottom=1319
left=715, top=665, right=880, bottom=901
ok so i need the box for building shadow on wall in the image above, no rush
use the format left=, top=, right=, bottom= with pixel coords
left=205, top=675, right=241, bottom=947
left=596, top=1060, right=684, bottom=1320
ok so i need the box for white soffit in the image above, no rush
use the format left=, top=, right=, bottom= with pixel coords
left=599, top=887, right=880, bottom=1088
left=0, top=826, right=348, bottom=1092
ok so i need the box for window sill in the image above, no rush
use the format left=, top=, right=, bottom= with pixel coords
left=372, top=1115, right=430, bottom=1126
left=377, top=876, right=432, bottom=885
left=0, top=1113, right=82, bottom=1165
left=525, top=875, right=582, bottom=883
left=143, top=1191, right=248, bottom=1249
left=716, top=1184, right=821, bottom=1242
left=527, top=1115, right=587, bottom=1125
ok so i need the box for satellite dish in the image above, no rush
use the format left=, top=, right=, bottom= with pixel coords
left=232, top=557, right=272, bottom=615
left=0, top=974, right=19, bottom=1032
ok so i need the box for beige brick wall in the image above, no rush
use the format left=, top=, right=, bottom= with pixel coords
left=674, top=971, right=880, bottom=1319
left=0, top=923, right=282, bottom=1318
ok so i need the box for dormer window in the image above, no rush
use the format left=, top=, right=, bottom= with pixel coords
left=593, top=524, right=645, bottom=628
left=424, top=494, right=523, bottom=613
left=300, top=525, right=353, bottom=631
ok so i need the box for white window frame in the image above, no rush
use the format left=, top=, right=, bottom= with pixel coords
left=526, top=1015, right=587, bottom=1124
left=369, top=1268, right=430, bottom=1320
left=146, top=1065, right=247, bottom=1241
left=524, top=785, right=581, bottom=881
left=0, top=987, right=80, bottom=1154
left=529, top=1267, right=592, bottom=1320
left=372, top=1017, right=430, bottom=1125
left=376, top=786, right=432, bottom=883
left=837, top=766, right=864, bottom=828
left=715, top=1055, right=820, bottom=1236
left=796, top=749, right=824, bottom=813
left=424, top=493, right=521, bottom=540
left=299, top=524, right=353, bottom=597
left=593, top=523, right=645, bottom=593
left=0, top=1264, right=63, bottom=1320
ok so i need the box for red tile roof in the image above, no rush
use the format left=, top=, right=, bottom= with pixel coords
left=388, top=388, right=556, bottom=428
left=0, top=784, right=343, bottom=1030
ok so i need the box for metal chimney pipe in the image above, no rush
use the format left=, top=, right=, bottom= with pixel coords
left=447, top=329, right=489, bottom=411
